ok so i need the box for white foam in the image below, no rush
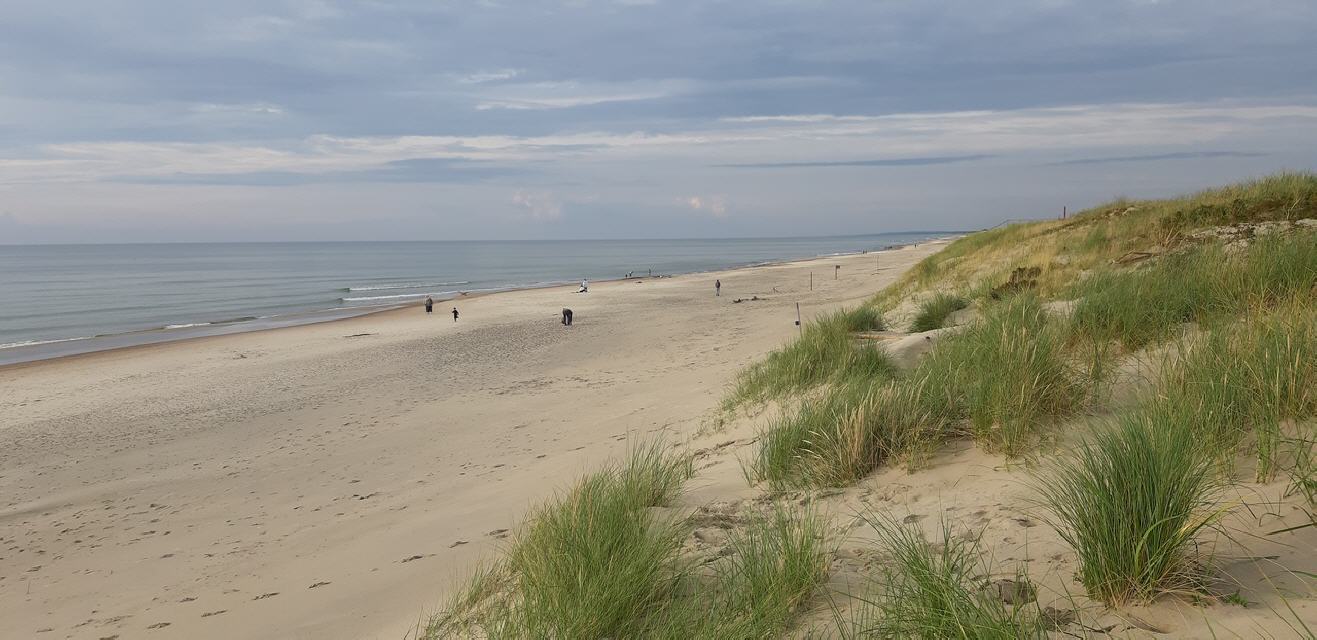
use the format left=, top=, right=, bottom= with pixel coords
left=0, top=336, right=94, bottom=350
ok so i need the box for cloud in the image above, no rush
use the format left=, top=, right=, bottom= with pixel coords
left=512, top=190, right=563, bottom=220
left=1054, top=150, right=1267, bottom=165
left=683, top=195, right=728, bottom=217
left=714, top=154, right=994, bottom=169
left=2, top=101, right=1312, bottom=188
left=454, top=68, right=523, bottom=84
left=472, top=79, right=693, bottom=111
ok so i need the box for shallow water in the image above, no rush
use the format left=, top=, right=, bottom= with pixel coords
left=0, top=234, right=947, bottom=364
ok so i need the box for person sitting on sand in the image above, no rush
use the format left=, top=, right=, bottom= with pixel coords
left=425, top=296, right=433, bottom=314
left=451, top=307, right=459, bottom=322
left=578, top=279, right=588, bottom=293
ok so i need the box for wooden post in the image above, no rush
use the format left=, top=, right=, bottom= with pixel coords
left=835, top=265, right=839, bottom=280
left=810, top=272, right=813, bottom=291
left=796, top=303, right=802, bottom=335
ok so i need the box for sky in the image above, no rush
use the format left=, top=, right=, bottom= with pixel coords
left=1, top=0, right=1316, bottom=243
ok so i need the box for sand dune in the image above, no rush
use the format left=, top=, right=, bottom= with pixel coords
left=0, top=243, right=947, bottom=640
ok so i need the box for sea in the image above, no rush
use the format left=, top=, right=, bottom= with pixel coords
left=0, top=233, right=950, bottom=365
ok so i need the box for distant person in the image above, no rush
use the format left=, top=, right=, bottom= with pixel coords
left=562, top=308, right=573, bottom=326
left=424, top=296, right=434, bottom=315
left=451, top=307, right=459, bottom=322
left=715, top=279, right=721, bottom=296
left=578, top=279, right=588, bottom=293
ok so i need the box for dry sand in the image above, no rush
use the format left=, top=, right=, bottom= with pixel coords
left=0, top=243, right=948, bottom=640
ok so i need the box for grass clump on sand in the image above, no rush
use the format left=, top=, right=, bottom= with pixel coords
left=1035, top=413, right=1226, bottom=605
left=839, top=515, right=1047, bottom=639
left=679, top=507, right=832, bottom=638
left=726, top=306, right=893, bottom=409
left=1152, top=301, right=1317, bottom=480
left=426, top=443, right=693, bottom=638
left=909, top=293, right=969, bottom=332
left=428, top=446, right=833, bottom=639
left=913, top=293, right=1086, bottom=456
left=752, top=381, right=947, bottom=489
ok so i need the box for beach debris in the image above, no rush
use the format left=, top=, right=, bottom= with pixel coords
left=732, top=295, right=764, bottom=303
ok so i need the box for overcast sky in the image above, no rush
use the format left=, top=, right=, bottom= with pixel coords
left=2, top=0, right=1316, bottom=243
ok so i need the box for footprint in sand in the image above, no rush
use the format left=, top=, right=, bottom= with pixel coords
left=449, top=540, right=468, bottom=548
left=146, top=622, right=171, bottom=629
left=201, top=610, right=227, bottom=618
left=308, top=581, right=332, bottom=589
left=253, top=592, right=279, bottom=600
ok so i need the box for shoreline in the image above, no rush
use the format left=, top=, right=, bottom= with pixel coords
left=0, top=240, right=944, bottom=370
left=0, top=241, right=953, bottom=640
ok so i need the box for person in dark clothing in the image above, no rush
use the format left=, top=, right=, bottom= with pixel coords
left=715, top=279, right=721, bottom=296
left=451, top=307, right=459, bottom=322
left=562, top=308, right=573, bottom=326
left=424, top=296, right=434, bottom=314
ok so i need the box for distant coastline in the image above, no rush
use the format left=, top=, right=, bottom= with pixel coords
left=0, top=234, right=957, bottom=366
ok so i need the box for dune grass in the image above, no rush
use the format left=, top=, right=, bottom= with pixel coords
left=912, top=293, right=1086, bottom=456
left=427, top=445, right=834, bottom=639
left=876, top=173, right=1317, bottom=311
left=1068, top=245, right=1226, bottom=349
left=1069, top=231, right=1317, bottom=350
left=753, top=294, right=1085, bottom=488
left=752, top=380, right=948, bottom=489
left=1152, top=300, right=1317, bottom=480
left=1035, top=413, right=1227, bottom=605
left=725, top=306, right=894, bottom=409
left=698, top=506, right=832, bottom=638
left=910, top=293, right=969, bottom=332
left=839, top=515, right=1047, bottom=639
left=425, top=443, right=693, bottom=638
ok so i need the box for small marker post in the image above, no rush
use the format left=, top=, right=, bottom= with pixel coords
left=795, top=303, right=802, bottom=335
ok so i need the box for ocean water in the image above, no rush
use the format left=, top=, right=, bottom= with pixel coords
left=0, top=234, right=947, bottom=364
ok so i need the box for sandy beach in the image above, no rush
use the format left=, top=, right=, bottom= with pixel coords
left=0, top=242, right=949, bottom=640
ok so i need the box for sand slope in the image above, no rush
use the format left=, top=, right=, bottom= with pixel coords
left=0, top=244, right=945, bottom=640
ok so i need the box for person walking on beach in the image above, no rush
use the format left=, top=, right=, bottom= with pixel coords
left=424, top=296, right=433, bottom=315
left=715, top=279, right=721, bottom=296
left=562, top=308, right=573, bottom=326
left=452, top=307, right=459, bottom=322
